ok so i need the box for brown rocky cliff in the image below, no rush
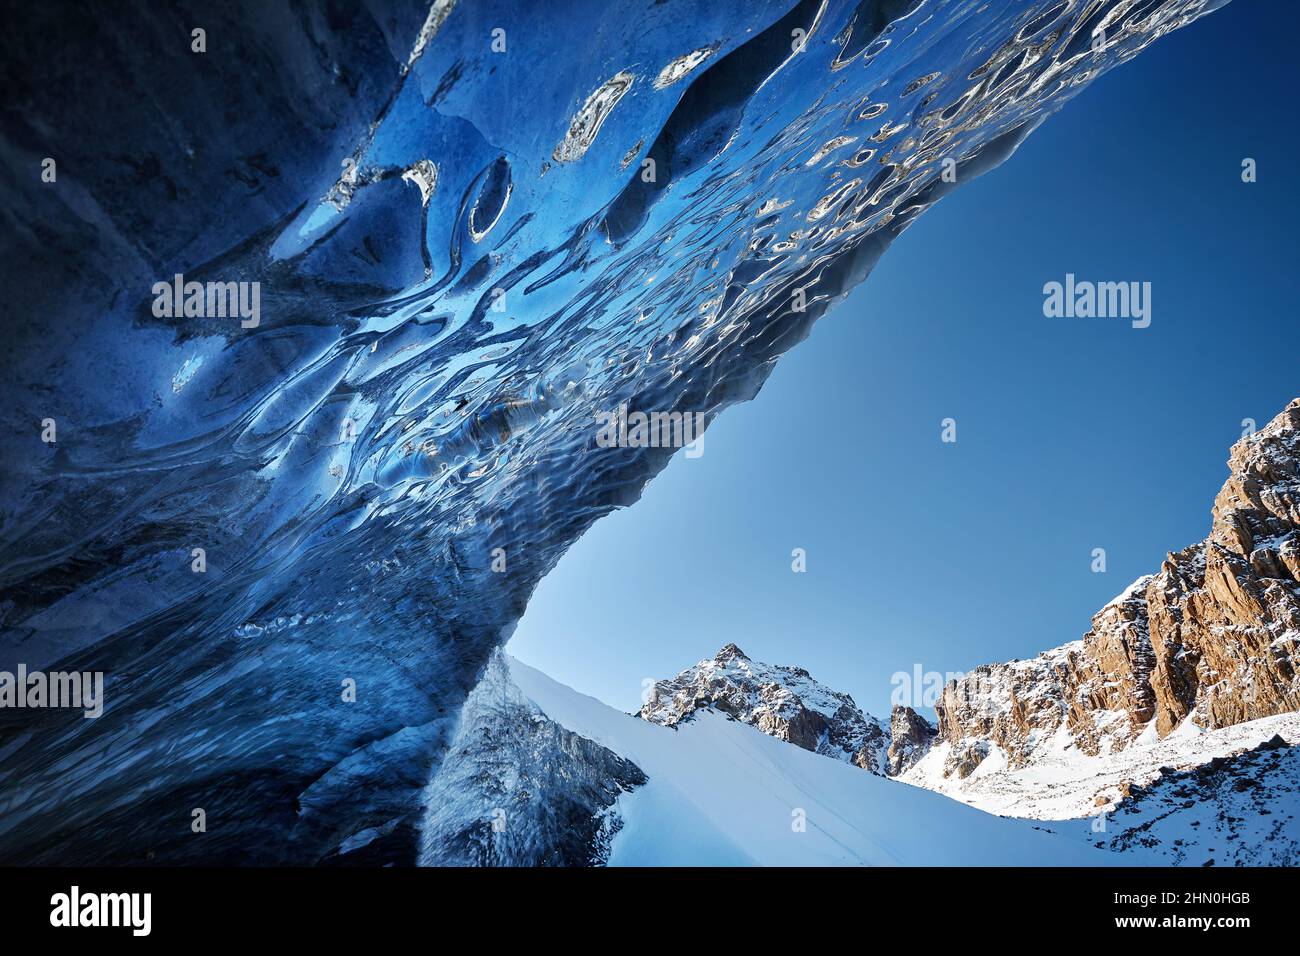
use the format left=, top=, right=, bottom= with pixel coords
left=1147, top=398, right=1300, bottom=734
left=931, top=399, right=1300, bottom=777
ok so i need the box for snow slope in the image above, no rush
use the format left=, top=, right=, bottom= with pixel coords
left=508, top=657, right=1112, bottom=866
left=900, top=709, right=1300, bottom=820
left=1051, top=734, right=1300, bottom=866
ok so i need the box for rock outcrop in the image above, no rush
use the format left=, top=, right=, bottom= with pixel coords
left=930, top=578, right=1157, bottom=777
left=640, top=643, right=890, bottom=774
left=927, top=399, right=1300, bottom=779
left=887, top=705, right=937, bottom=775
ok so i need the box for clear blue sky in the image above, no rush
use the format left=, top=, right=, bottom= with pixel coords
left=510, top=0, right=1300, bottom=719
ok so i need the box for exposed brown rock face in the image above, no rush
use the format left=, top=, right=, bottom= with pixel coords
left=928, top=580, right=1157, bottom=776
left=1068, top=578, right=1158, bottom=744
left=640, top=643, right=891, bottom=774
left=1147, top=399, right=1300, bottom=734
left=887, top=705, right=936, bottom=775
left=931, top=399, right=1300, bottom=777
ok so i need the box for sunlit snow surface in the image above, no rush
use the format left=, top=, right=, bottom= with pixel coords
left=508, top=658, right=1110, bottom=865
left=902, top=711, right=1300, bottom=817
left=0, top=0, right=1230, bottom=862
left=901, top=708, right=1300, bottom=864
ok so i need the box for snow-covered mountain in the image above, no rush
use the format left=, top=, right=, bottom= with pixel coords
left=639, top=642, right=890, bottom=774
left=417, top=652, right=1109, bottom=866
left=634, top=641, right=1300, bottom=863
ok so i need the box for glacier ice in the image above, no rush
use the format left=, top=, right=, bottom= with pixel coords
left=0, top=0, right=1231, bottom=863
left=419, top=651, right=645, bottom=866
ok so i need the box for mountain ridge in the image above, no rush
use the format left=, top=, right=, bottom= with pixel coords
left=903, top=398, right=1300, bottom=786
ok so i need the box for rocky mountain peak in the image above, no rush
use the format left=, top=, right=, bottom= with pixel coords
left=715, top=642, right=750, bottom=662
left=640, top=645, right=891, bottom=774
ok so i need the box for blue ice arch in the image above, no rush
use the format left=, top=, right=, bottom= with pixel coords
left=0, top=0, right=1230, bottom=863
